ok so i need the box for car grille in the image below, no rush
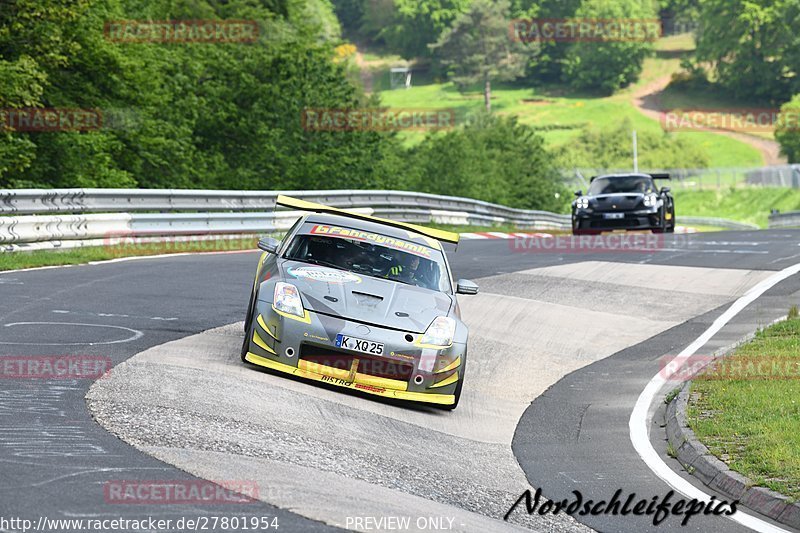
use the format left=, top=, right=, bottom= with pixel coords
left=299, top=345, right=415, bottom=381
left=590, top=218, right=641, bottom=229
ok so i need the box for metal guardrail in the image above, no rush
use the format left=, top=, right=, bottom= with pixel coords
left=0, top=189, right=571, bottom=252
left=0, top=189, right=567, bottom=221
left=768, top=211, right=800, bottom=229
left=0, top=189, right=767, bottom=252
left=679, top=217, right=759, bottom=231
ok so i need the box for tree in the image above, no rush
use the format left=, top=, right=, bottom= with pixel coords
left=0, top=0, right=395, bottom=190
left=776, top=95, right=800, bottom=163
left=372, top=0, right=472, bottom=59
left=431, top=0, right=533, bottom=112
left=557, top=118, right=709, bottom=170
left=510, top=0, right=583, bottom=83
left=694, top=0, right=800, bottom=103
left=406, top=114, right=568, bottom=212
left=562, top=0, right=657, bottom=94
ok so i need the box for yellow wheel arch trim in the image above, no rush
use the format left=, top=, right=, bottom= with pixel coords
left=257, top=315, right=278, bottom=340
left=272, top=305, right=311, bottom=324
left=430, top=371, right=459, bottom=389
left=245, top=352, right=453, bottom=405
left=253, top=252, right=267, bottom=289
left=435, top=356, right=461, bottom=374
left=252, top=330, right=276, bottom=354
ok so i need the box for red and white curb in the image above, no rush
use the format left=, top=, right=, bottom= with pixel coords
left=460, top=232, right=553, bottom=240
left=460, top=227, right=696, bottom=240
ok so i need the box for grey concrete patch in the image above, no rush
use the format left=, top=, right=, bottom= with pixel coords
left=87, top=322, right=592, bottom=533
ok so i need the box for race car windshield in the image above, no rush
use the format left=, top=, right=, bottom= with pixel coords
left=283, top=232, right=451, bottom=293
left=588, top=176, right=659, bottom=195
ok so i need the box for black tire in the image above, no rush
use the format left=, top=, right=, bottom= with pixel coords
left=241, top=323, right=252, bottom=363
left=667, top=207, right=676, bottom=233
left=243, top=286, right=258, bottom=333
left=652, top=208, right=669, bottom=234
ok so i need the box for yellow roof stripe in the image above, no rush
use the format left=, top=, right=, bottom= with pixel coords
left=276, top=195, right=460, bottom=245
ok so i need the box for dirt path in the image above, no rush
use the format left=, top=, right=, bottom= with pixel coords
left=632, top=75, right=786, bottom=166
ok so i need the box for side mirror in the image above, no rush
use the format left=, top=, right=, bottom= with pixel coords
left=574, top=190, right=583, bottom=197
left=456, top=279, right=479, bottom=295
left=661, top=187, right=671, bottom=194
left=257, top=237, right=280, bottom=254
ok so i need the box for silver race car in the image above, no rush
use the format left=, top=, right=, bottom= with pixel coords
left=241, top=195, right=479, bottom=409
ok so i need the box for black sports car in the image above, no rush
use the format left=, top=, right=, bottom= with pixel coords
left=571, top=173, right=675, bottom=235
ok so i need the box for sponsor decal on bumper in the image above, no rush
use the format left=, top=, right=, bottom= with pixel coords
left=244, top=352, right=455, bottom=405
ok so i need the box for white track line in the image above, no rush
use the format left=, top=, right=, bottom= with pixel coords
left=630, top=262, right=800, bottom=533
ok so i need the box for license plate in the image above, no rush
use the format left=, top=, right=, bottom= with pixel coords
left=335, top=334, right=384, bottom=355
left=603, top=213, right=624, bottom=219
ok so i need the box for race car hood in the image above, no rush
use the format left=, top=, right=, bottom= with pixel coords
left=280, top=262, right=453, bottom=333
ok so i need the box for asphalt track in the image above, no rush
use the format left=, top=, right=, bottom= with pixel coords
left=2, top=230, right=800, bottom=532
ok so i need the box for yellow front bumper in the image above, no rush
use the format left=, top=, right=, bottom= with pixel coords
left=245, top=352, right=455, bottom=406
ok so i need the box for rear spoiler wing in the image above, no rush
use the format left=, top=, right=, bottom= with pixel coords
left=275, top=195, right=460, bottom=245
left=589, top=173, right=671, bottom=182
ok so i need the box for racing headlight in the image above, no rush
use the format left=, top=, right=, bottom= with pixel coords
left=273, top=282, right=304, bottom=318
left=643, top=194, right=658, bottom=207
left=576, top=197, right=590, bottom=209
left=419, top=316, right=456, bottom=348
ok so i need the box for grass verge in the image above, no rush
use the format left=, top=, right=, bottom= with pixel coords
left=0, top=238, right=262, bottom=272
left=687, top=315, right=800, bottom=500
left=675, top=188, right=800, bottom=228
left=378, top=81, right=763, bottom=167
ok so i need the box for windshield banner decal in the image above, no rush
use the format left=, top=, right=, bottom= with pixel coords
left=308, top=225, right=433, bottom=259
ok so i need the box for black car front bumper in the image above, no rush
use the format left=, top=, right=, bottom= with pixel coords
left=572, top=209, right=664, bottom=234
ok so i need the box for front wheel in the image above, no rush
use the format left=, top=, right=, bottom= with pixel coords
left=241, top=324, right=252, bottom=363
left=243, top=287, right=258, bottom=333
